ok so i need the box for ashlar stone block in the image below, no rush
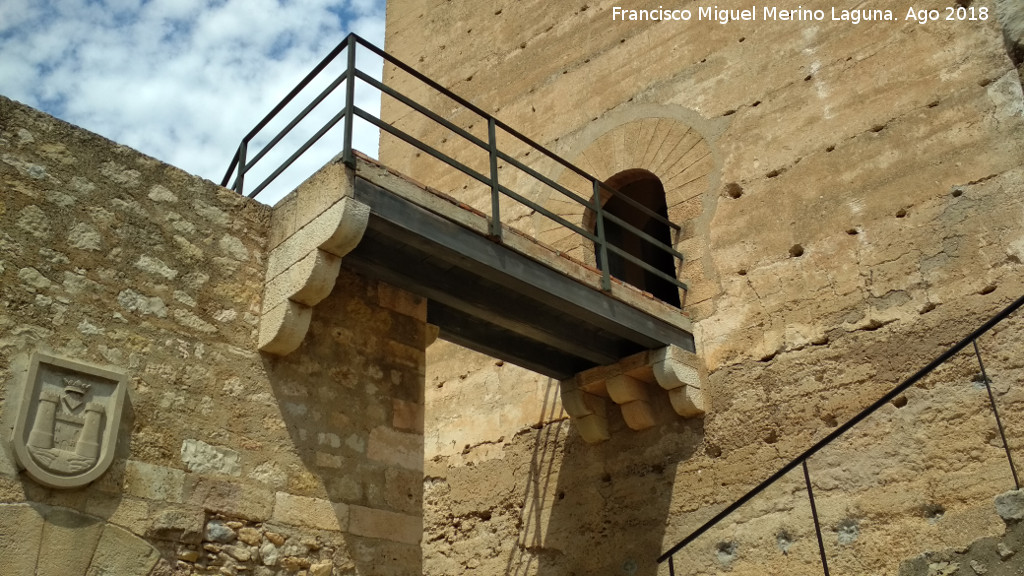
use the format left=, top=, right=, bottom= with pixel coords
left=86, top=523, right=161, bottom=576
left=260, top=194, right=370, bottom=356
left=348, top=505, right=422, bottom=545
left=560, top=381, right=610, bottom=444
left=606, top=374, right=650, bottom=404
left=258, top=300, right=313, bottom=356
left=272, top=492, right=348, bottom=531
left=36, top=505, right=105, bottom=576
left=619, top=400, right=656, bottom=431
left=368, top=426, right=424, bottom=471
left=0, top=503, right=45, bottom=576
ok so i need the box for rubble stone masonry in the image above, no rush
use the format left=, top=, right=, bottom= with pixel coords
left=0, top=95, right=425, bottom=576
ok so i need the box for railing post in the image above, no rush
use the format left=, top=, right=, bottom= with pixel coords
left=802, top=460, right=831, bottom=576
left=488, top=117, right=502, bottom=240
left=234, top=141, right=247, bottom=196
left=973, top=339, right=1021, bottom=490
left=342, top=34, right=357, bottom=168
left=593, top=180, right=611, bottom=292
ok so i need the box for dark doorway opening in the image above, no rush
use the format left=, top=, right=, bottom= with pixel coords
left=595, top=170, right=680, bottom=308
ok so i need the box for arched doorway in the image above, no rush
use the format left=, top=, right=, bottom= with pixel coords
left=594, top=169, right=680, bottom=308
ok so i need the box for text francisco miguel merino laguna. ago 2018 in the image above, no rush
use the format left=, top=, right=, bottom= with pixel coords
left=611, top=5, right=990, bottom=25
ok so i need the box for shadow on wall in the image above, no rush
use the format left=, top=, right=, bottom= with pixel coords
left=261, top=267, right=426, bottom=576
left=505, top=380, right=704, bottom=576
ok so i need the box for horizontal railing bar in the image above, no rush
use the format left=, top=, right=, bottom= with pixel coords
left=495, top=149, right=593, bottom=209
left=245, top=70, right=350, bottom=173
left=222, top=40, right=351, bottom=189
left=602, top=211, right=685, bottom=262
left=595, top=180, right=681, bottom=232
left=362, top=78, right=684, bottom=271
left=352, top=34, right=495, bottom=128
left=359, top=103, right=615, bottom=257
left=603, top=243, right=687, bottom=291
left=243, top=39, right=351, bottom=144
left=499, top=184, right=686, bottom=291
left=358, top=109, right=494, bottom=191
left=658, top=291, right=1024, bottom=563
left=495, top=149, right=682, bottom=264
left=226, top=32, right=692, bottom=306
left=355, top=69, right=491, bottom=155
left=498, top=184, right=601, bottom=245
left=247, top=107, right=348, bottom=199
left=350, top=33, right=675, bottom=234
left=357, top=68, right=684, bottom=267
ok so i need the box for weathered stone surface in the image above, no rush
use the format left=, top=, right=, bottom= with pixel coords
left=310, top=561, right=334, bottom=576
left=618, top=399, right=656, bottom=431
left=147, top=508, right=205, bottom=544
left=181, top=439, right=242, bottom=476
left=994, top=490, right=1024, bottom=522
left=264, top=249, right=341, bottom=310
left=349, top=505, right=422, bottom=545
left=383, top=2, right=1024, bottom=574
left=124, top=460, right=185, bottom=502
left=257, top=299, right=313, bottom=355
left=606, top=374, right=650, bottom=405
left=205, top=519, right=238, bottom=543
left=998, top=0, right=1024, bottom=66
left=86, top=523, right=161, bottom=576
left=238, top=526, right=262, bottom=546
left=0, top=95, right=422, bottom=574
left=367, top=426, right=424, bottom=471
left=185, top=477, right=274, bottom=522
left=0, top=504, right=161, bottom=576
left=378, top=282, right=427, bottom=320
left=0, top=504, right=45, bottom=576
left=272, top=492, right=348, bottom=531
left=36, top=505, right=105, bottom=576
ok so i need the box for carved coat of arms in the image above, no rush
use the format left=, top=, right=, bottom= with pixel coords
left=11, top=353, right=127, bottom=489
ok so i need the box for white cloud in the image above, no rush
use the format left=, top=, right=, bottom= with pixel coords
left=0, top=0, right=386, bottom=205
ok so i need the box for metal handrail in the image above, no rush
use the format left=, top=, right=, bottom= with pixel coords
left=658, top=293, right=1024, bottom=575
left=221, top=33, right=687, bottom=296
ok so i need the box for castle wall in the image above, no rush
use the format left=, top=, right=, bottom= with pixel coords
left=381, top=1, right=1024, bottom=574
left=0, top=96, right=425, bottom=576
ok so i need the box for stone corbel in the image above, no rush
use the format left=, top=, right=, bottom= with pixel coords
left=560, top=344, right=708, bottom=444
left=606, top=374, right=656, bottom=431
left=651, top=345, right=708, bottom=418
left=559, top=382, right=610, bottom=444
left=258, top=196, right=370, bottom=355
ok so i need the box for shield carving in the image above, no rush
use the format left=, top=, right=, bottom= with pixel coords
left=11, top=353, right=128, bottom=489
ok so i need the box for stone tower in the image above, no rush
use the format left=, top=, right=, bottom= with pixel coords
left=380, top=1, right=1024, bottom=574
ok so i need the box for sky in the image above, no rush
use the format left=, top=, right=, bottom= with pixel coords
left=0, top=0, right=386, bottom=204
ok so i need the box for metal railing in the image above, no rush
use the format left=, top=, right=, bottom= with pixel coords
left=658, top=293, right=1024, bottom=575
left=221, top=33, right=686, bottom=296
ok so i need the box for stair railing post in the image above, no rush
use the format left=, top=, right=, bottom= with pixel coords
left=803, top=460, right=831, bottom=576
left=235, top=141, right=247, bottom=196
left=973, top=339, right=1021, bottom=490
left=342, top=34, right=357, bottom=168
left=593, top=179, right=611, bottom=292
left=488, top=117, right=501, bottom=240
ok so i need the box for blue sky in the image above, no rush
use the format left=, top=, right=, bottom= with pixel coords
left=0, top=0, right=386, bottom=204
